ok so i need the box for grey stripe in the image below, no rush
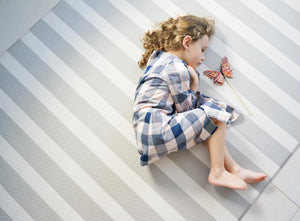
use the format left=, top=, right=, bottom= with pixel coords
left=51, top=0, right=141, bottom=85
left=11, top=25, right=218, bottom=220
left=0, top=155, right=62, bottom=221
left=0, top=66, right=114, bottom=221
left=216, top=0, right=300, bottom=65
left=27, top=22, right=134, bottom=122
left=82, top=0, right=145, bottom=49
left=122, top=0, right=171, bottom=24
left=259, top=0, right=300, bottom=32
left=0, top=207, right=13, bottom=221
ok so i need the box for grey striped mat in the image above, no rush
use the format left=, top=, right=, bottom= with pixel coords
left=1, top=0, right=299, bottom=220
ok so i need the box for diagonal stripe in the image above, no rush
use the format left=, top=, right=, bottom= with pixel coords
left=0, top=75, right=135, bottom=220
left=64, top=0, right=142, bottom=61
left=18, top=28, right=237, bottom=220
left=227, top=130, right=279, bottom=177
left=240, top=0, right=300, bottom=48
left=193, top=0, right=300, bottom=83
left=108, top=0, right=154, bottom=31
left=152, top=0, right=185, bottom=17
left=0, top=52, right=185, bottom=220
left=43, top=11, right=136, bottom=100
left=0, top=136, right=85, bottom=221
left=0, top=183, right=34, bottom=221
left=283, top=0, right=300, bottom=14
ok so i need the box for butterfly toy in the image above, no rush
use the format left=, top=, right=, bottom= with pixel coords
left=202, top=57, right=253, bottom=115
left=203, top=56, right=233, bottom=86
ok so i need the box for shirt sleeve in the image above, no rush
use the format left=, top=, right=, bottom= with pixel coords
left=163, top=60, right=200, bottom=113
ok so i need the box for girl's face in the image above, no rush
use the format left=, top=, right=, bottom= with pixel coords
left=182, top=35, right=209, bottom=70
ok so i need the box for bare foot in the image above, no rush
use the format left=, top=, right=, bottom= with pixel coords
left=232, top=167, right=268, bottom=184
left=208, top=170, right=248, bottom=190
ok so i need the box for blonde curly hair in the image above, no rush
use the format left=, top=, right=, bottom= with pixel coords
left=138, top=15, right=215, bottom=68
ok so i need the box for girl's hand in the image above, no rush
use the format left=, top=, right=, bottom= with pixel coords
left=187, top=65, right=198, bottom=81
left=187, top=65, right=199, bottom=93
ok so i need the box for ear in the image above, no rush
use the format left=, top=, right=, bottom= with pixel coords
left=182, top=36, right=192, bottom=49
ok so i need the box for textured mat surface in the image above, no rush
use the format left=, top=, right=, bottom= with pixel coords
left=0, top=0, right=299, bottom=220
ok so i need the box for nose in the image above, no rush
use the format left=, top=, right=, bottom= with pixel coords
left=201, top=54, right=205, bottom=62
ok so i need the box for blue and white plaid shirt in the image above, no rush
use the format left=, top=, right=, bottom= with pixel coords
left=133, top=50, right=240, bottom=166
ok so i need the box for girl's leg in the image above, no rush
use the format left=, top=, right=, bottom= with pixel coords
left=223, top=146, right=268, bottom=183
left=203, top=119, right=248, bottom=190
left=205, top=118, right=268, bottom=184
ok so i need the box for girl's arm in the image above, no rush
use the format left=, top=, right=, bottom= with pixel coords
left=164, top=62, right=199, bottom=113
left=187, top=65, right=199, bottom=93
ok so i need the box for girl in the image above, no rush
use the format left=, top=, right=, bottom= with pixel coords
left=132, top=15, right=267, bottom=190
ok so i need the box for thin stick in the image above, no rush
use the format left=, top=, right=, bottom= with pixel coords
left=224, top=77, right=253, bottom=115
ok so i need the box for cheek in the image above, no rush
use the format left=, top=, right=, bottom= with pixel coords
left=195, top=52, right=202, bottom=61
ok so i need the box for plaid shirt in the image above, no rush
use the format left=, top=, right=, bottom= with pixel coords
left=133, top=51, right=240, bottom=166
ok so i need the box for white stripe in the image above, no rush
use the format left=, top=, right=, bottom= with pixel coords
left=284, top=0, right=300, bottom=14
left=226, top=129, right=279, bottom=178
left=0, top=184, right=34, bottom=221
left=0, top=137, right=84, bottom=221
left=151, top=0, right=185, bottom=17
left=149, top=0, right=299, bottom=151
left=199, top=64, right=298, bottom=152
left=152, top=0, right=186, bottom=18
left=194, top=0, right=300, bottom=83
left=0, top=53, right=184, bottom=220
left=0, top=58, right=135, bottom=221
left=108, top=0, right=154, bottom=31
left=19, top=30, right=234, bottom=220
left=209, top=37, right=300, bottom=122
left=240, top=0, right=300, bottom=47
left=64, top=0, right=142, bottom=61
left=43, top=11, right=136, bottom=100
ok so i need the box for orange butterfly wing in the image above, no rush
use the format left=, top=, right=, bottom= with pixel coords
left=221, top=57, right=233, bottom=78
left=203, top=70, right=224, bottom=85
